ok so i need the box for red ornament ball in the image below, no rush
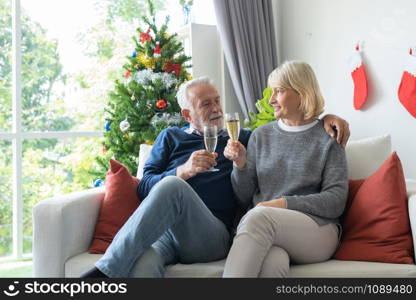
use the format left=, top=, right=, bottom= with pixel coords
left=156, top=99, right=168, bottom=110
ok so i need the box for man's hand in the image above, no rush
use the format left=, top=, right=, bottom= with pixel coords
left=176, top=150, right=218, bottom=180
left=322, top=114, right=350, bottom=147
left=256, top=198, right=287, bottom=208
left=224, top=139, right=247, bottom=169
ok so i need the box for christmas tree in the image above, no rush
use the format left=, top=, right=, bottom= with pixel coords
left=92, top=0, right=191, bottom=184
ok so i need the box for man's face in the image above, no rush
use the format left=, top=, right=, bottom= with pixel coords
left=182, top=83, right=224, bottom=132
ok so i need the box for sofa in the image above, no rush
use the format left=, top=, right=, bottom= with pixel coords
left=33, top=134, right=416, bottom=277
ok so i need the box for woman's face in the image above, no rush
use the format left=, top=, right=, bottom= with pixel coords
left=269, top=87, right=304, bottom=120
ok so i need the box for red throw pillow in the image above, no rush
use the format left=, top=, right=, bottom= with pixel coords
left=334, top=152, right=414, bottom=264
left=89, top=159, right=141, bottom=254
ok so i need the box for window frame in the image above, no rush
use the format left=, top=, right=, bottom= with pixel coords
left=0, top=0, right=102, bottom=262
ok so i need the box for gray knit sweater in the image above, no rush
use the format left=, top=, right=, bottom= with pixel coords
left=232, top=120, right=348, bottom=226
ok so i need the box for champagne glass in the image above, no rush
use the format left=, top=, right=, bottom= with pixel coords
left=225, top=112, right=240, bottom=141
left=203, top=125, right=219, bottom=172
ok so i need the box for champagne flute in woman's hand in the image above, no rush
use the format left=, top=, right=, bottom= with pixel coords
left=203, top=125, right=219, bottom=172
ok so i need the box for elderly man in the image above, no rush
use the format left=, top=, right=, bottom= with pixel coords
left=82, top=77, right=349, bottom=278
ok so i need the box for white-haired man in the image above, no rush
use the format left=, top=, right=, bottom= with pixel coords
left=82, top=77, right=349, bottom=277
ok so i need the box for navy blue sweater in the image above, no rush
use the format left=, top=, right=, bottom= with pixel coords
left=137, top=126, right=251, bottom=229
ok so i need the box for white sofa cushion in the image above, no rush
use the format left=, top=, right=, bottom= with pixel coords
left=345, top=135, right=391, bottom=180
left=137, top=144, right=153, bottom=179
left=65, top=252, right=416, bottom=278
left=289, top=260, right=416, bottom=278
left=64, top=252, right=225, bottom=278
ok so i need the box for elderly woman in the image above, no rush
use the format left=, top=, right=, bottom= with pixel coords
left=223, top=61, right=348, bottom=277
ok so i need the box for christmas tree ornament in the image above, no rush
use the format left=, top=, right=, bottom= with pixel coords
left=156, top=99, right=168, bottom=110
left=104, top=121, right=111, bottom=131
left=140, top=28, right=152, bottom=44
left=138, top=53, right=155, bottom=69
left=145, top=58, right=156, bottom=69
left=154, top=42, right=161, bottom=58
left=161, top=58, right=169, bottom=70
left=165, top=62, right=182, bottom=76
left=134, top=69, right=153, bottom=85
left=151, top=113, right=163, bottom=127
left=131, top=50, right=137, bottom=58
left=147, top=71, right=178, bottom=89
left=93, top=179, right=104, bottom=187
left=125, top=70, right=133, bottom=84
left=161, top=72, right=178, bottom=89
left=120, top=119, right=131, bottom=131
left=170, top=113, right=183, bottom=126
left=150, top=72, right=162, bottom=82
left=131, top=92, right=135, bottom=101
left=347, top=44, right=368, bottom=110
left=398, top=48, right=416, bottom=118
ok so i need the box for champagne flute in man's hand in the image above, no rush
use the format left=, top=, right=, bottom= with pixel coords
left=225, top=112, right=240, bottom=141
left=203, top=125, right=219, bottom=172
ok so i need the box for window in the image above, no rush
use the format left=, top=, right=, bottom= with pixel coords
left=0, top=0, right=12, bottom=132
left=1, top=0, right=151, bottom=261
left=21, top=137, right=101, bottom=254
left=0, top=140, right=12, bottom=257
left=20, top=0, right=115, bottom=132
left=0, top=0, right=217, bottom=262
left=156, top=0, right=216, bottom=31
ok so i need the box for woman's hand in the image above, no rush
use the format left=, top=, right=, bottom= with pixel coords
left=224, top=139, right=247, bottom=169
left=256, top=198, right=287, bottom=208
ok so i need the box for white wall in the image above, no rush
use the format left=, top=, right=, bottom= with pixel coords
left=273, top=0, right=416, bottom=179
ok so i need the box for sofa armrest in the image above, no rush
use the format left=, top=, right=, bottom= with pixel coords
left=407, top=179, right=416, bottom=263
left=33, top=187, right=105, bottom=277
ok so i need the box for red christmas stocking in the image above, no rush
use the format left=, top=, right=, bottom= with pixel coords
left=398, top=50, right=416, bottom=118
left=348, top=49, right=368, bottom=110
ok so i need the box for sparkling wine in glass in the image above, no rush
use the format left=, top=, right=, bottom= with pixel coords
left=225, top=112, right=240, bottom=141
left=203, top=125, right=219, bottom=172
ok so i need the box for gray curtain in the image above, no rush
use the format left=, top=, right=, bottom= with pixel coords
left=213, top=0, right=278, bottom=118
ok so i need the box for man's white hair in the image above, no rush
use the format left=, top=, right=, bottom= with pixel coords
left=176, top=76, right=214, bottom=110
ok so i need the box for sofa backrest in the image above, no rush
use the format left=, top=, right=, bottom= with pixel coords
left=345, top=134, right=391, bottom=179
left=136, top=134, right=392, bottom=180
left=137, top=144, right=153, bottom=179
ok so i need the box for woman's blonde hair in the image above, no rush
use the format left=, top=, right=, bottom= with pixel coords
left=268, top=61, right=324, bottom=120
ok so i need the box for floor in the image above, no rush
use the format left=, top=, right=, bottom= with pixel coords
left=0, top=261, right=33, bottom=278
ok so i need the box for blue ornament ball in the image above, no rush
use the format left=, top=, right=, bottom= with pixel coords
left=131, top=50, right=137, bottom=58
left=104, top=121, right=111, bottom=131
left=93, top=179, right=104, bottom=187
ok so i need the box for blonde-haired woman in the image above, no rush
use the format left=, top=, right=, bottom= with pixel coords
left=223, top=61, right=348, bottom=277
